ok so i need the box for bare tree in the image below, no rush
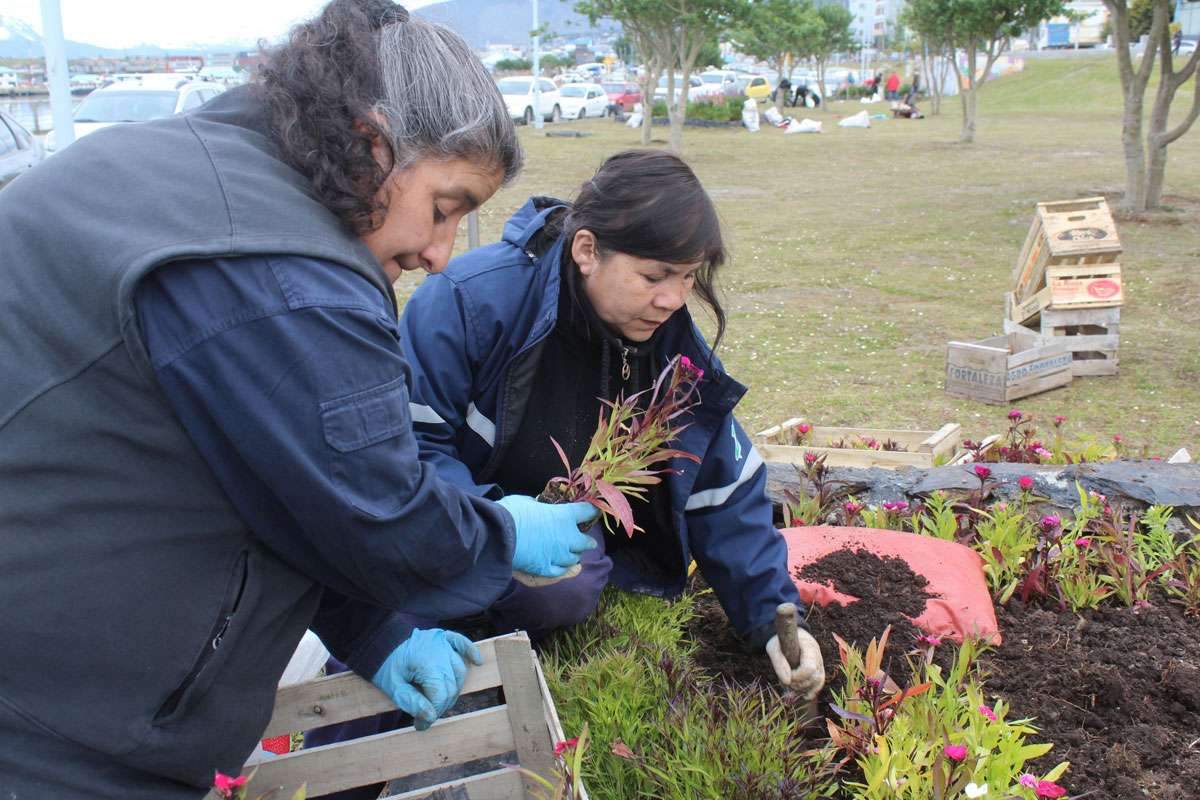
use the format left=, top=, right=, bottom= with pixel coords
left=1105, top=0, right=1200, bottom=210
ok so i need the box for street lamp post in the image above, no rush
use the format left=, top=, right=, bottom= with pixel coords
left=40, top=0, right=75, bottom=149
left=532, top=0, right=543, bottom=130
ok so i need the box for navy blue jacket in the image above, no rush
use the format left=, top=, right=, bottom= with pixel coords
left=401, top=200, right=803, bottom=647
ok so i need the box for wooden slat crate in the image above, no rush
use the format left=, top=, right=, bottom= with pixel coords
left=220, top=633, right=581, bottom=800
left=1011, top=197, right=1122, bottom=305
left=1004, top=305, right=1120, bottom=377
left=754, top=419, right=966, bottom=468
left=945, top=330, right=1073, bottom=404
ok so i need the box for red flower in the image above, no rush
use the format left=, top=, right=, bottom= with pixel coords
left=1018, top=475, right=1034, bottom=491
left=1035, top=780, right=1068, bottom=798
left=803, top=452, right=818, bottom=465
left=973, top=465, right=991, bottom=480
left=1112, top=434, right=1122, bottom=444
left=797, top=423, right=812, bottom=434
left=1053, top=415, right=1066, bottom=427
left=554, top=737, right=580, bottom=757
left=213, top=772, right=247, bottom=799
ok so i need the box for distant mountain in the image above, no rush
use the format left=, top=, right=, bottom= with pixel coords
left=414, top=0, right=619, bottom=49
left=0, top=14, right=255, bottom=59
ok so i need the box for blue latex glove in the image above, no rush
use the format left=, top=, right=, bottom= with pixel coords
left=371, top=628, right=483, bottom=731
left=497, top=495, right=598, bottom=578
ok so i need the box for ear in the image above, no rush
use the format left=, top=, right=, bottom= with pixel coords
left=572, top=229, right=601, bottom=275
left=354, top=114, right=393, bottom=174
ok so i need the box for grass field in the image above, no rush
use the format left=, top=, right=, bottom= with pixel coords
left=399, top=54, right=1200, bottom=455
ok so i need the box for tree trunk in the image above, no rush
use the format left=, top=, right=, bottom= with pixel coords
left=816, top=58, right=828, bottom=113
left=639, top=62, right=660, bottom=146
left=1143, top=15, right=1200, bottom=208
left=956, top=46, right=976, bottom=143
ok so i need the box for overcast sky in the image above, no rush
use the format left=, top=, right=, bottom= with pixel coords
left=5, top=0, right=442, bottom=48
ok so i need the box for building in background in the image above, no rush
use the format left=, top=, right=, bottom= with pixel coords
left=1038, top=0, right=1109, bottom=48
left=1179, top=0, right=1200, bottom=36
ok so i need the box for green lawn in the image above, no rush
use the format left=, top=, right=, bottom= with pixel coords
left=398, top=54, right=1200, bottom=455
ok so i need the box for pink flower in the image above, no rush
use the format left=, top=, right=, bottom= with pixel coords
left=943, top=743, right=968, bottom=761
left=978, top=704, right=997, bottom=722
left=844, top=501, right=864, bottom=515
left=882, top=501, right=909, bottom=512
left=1053, top=415, right=1066, bottom=427
left=678, top=355, right=704, bottom=380
left=1112, top=434, right=1122, bottom=444
left=213, top=773, right=248, bottom=798
left=1018, top=475, right=1034, bottom=491
left=1033, top=446, right=1053, bottom=460
left=974, top=465, right=991, bottom=480
left=1008, top=409, right=1023, bottom=421
left=1040, top=515, right=1061, bottom=531
left=917, top=634, right=942, bottom=646
left=1035, top=780, right=1068, bottom=798
left=963, top=438, right=976, bottom=449
left=1019, top=773, right=1038, bottom=788
left=803, top=452, right=818, bottom=465
left=554, top=737, right=579, bottom=756
left=1075, top=537, right=1091, bottom=548
left=797, top=423, right=812, bottom=434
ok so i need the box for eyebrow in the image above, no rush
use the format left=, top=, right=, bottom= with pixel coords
left=658, top=263, right=701, bottom=275
left=441, top=189, right=481, bottom=212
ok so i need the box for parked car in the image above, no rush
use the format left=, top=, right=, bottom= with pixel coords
left=496, top=75, right=562, bottom=124
left=1178, top=37, right=1197, bottom=56
left=737, top=74, right=772, bottom=101
left=602, top=81, right=642, bottom=111
left=0, top=109, right=44, bottom=190
left=556, top=83, right=611, bottom=119
left=653, top=74, right=708, bottom=103
left=45, top=75, right=224, bottom=153
left=698, top=70, right=739, bottom=98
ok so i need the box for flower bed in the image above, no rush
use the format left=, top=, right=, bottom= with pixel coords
left=543, top=409, right=1199, bottom=798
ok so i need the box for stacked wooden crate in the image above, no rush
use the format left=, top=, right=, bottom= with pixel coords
left=1004, top=197, right=1124, bottom=377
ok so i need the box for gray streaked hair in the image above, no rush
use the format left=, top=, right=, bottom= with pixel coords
left=376, top=17, right=522, bottom=184
left=257, top=0, right=522, bottom=235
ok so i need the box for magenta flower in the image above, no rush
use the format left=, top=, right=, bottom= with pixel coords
left=882, top=501, right=909, bottom=512
left=978, top=704, right=997, bottom=722
left=1008, top=409, right=1022, bottom=421
left=213, top=773, right=248, bottom=799
left=803, top=452, right=817, bottom=465
left=844, top=500, right=864, bottom=515
left=678, top=355, right=703, bottom=380
left=1035, top=780, right=1067, bottom=798
left=1019, top=773, right=1038, bottom=789
left=554, top=736, right=580, bottom=756
left=797, top=423, right=812, bottom=434
left=917, top=634, right=942, bottom=646
left=1040, top=514, right=1061, bottom=531
left=943, top=744, right=968, bottom=761
left=1075, top=537, right=1091, bottom=548
left=1018, top=475, right=1034, bottom=491
left=1112, top=434, right=1122, bottom=444
left=974, top=465, right=991, bottom=480
left=963, top=438, right=975, bottom=449
left=1053, top=415, right=1066, bottom=427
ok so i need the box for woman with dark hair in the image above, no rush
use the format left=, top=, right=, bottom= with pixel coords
left=0, top=1, right=596, bottom=797
left=308, top=150, right=824, bottom=799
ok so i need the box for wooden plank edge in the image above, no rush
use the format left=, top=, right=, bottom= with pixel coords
left=381, top=767, right=525, bottom=800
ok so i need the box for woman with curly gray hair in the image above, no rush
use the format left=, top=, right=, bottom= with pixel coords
left=0, top=1, right=595, bottom=797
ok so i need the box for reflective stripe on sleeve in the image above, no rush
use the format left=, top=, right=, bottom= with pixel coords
left=684, top=447, right=764, bottom=511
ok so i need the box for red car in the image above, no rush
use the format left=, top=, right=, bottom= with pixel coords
left=602, top=81, right=642, bottom=112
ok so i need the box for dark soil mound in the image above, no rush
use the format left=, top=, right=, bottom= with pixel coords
left=982, top=598, right=1200, bottom=799
left=688, top=549, right=942, bottom=696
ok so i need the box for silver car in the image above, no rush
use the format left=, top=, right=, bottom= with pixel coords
left=0, top=110, right=44, bottom=190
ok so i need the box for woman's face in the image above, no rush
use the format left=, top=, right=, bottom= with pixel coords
left=572, top=229, right=700, bottom=342
left=360, top=156, right=504, bottom=282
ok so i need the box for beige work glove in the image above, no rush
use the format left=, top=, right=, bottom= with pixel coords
left=766, top=627, right=825, bottom=701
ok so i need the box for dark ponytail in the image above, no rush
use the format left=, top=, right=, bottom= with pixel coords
left=564, top=150, right=727, bottom=350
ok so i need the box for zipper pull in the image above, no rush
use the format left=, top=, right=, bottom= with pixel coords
left=212, top=614, right=233, bottom=650
left=620, top=346, right=631, bottom=381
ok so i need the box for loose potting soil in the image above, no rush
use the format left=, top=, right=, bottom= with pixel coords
left=688, top=549, right=1200, bottom=799
left=982, top=597, right=1200, bottom=799
left=688, top=548, right=941, bottom=696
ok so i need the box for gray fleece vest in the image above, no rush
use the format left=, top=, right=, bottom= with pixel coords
left=0, top=86, right=392, bottom=792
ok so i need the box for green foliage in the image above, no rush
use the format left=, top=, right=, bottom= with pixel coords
left=972, top=502, right=1038, bottom=603
left=1129, top=0, right=1155, bottom=39
left=836, top=636, right=1068, bottom=799
left=543, top=588, right=838, bottom=799
left=732, top=0, right=824, bottom=80
left=541, top=54, right=577, bottom=70
left=494, top=57, right=533, bottom=72
left=651, top=97, right=746, bottom=120
left=910, top=491, right=959, bottom=541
